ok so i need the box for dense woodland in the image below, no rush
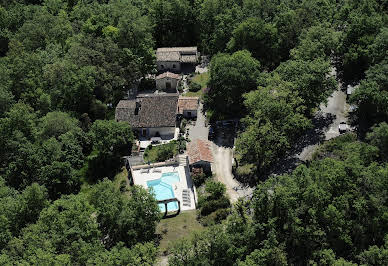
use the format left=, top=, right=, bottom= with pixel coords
left=0, top=0, right=387, bottom=265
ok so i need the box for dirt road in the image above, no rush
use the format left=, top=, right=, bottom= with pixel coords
left=212, top=144, right=239, bottom=202
left=212, top=144, right=253, bottom=202
left=297, top=89, right=347, bottom=161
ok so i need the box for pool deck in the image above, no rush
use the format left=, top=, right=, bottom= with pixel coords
left=132, top=165, right=197, bottom=211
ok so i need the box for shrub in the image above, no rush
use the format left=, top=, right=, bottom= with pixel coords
left=119, top=180, right=127, bottom=192
left=192, top=172, right=207, bottom=187
left=205, top=180, right=226, bottom=200
left=200, top=196, right=230, bottom=216
left=139, top=78, right=155, bottom=91
left=189, top=82, right=201, bottom=92
left=143, top=141, right=178, bottom=163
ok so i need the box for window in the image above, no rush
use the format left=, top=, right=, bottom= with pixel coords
left=187, top=111, right=192, bottom=117
left=173, top=64, right=176, bottom=68
left=161, top=64, right=164, bottom=69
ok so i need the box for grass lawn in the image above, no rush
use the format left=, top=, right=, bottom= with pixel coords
left=143, top=141, right=178, bottom=163
left=156, top=210, right=204, bottom=254
left=183, top=72, right=209, bottom=98
left=192, top=72, right=209, bottom=89
left=183, top=90, right=203, bottom=97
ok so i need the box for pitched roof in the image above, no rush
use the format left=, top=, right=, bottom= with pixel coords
left=115, top=95, right=178, bottom=128
left=177, top=97, right=199, bottom=113
left=156, top=72, right=181, bottom=80
left=157, top=47, right=197, bottom=53
left=156, top=47, right=198, bottom=63
left=187, top=139, right=214, bottom=164
left=157, top=51, right=181, bottom=62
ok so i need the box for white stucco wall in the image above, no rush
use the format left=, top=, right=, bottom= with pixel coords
left=148, top=127, right=176, bottom=137
left=157, top=61, right=181, bottom=72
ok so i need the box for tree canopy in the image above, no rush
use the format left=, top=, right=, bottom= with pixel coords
left=204, top=50, right=260, bottom=120
left=0, top=0, right=387, bottom=264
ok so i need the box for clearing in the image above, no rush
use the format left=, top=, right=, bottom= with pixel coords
left=156, top=210, right=203, bottom=254
left=183, top=72, right=209, bottom=98
left=191, top=72, right=209, bottom=89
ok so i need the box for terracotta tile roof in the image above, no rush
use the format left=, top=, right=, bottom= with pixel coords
left=156, top=72, right=181, bottom=80
left=187, top=139, right=214, bottom=164
left=177, top=97, right=199, bottom=114
left=115, top=95, right=178, bottom=128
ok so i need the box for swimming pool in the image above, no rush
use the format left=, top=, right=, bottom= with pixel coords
left=147, top=172, right=180, bottom=212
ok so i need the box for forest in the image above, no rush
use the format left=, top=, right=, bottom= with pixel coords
left=0, top=0, right=387, bottom=265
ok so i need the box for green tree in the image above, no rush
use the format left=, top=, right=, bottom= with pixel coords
left=366, top=122, right=388, bottom=161
left=169, top=225, right=234, bottom=265
left=357, top=237, right=388, bottom=266
left=227, top=17, right=279, bottom=69
left=0, top=67, right=14, bottom=117
left=204, top=50, right=260, bottom=120
left=291, top=24, right=340, bottom=61
left=336, top=0, right=384, bottom=83
left=88, top=242, right=158, bottom=266
left=3, top=194, right=103, bottom=264
left=89, top=119, right=133, bottom=156
left=235, top=78, right=311, bottom=178
left=150, top=0, right=197, bottom=47
left=275, top=58, right=336, bottom=115
left=38, top=111, right=79, bottom=140
left=349, top=60, right=388, bottom=131
left=198, top=0, right=243, bottom=56
left=86, top=120, right=133, bottom=181
left=88, top=179, right=160, bottom=248
left=13, top=5, right=73, bottom=51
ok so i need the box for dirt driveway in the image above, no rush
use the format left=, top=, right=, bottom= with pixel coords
left=212, top=144, right=240, bottom=202
left=187, top=103, right=208, bottom=141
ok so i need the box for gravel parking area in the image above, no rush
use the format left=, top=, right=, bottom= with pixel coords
left=187, top=103, right=208, bottom=141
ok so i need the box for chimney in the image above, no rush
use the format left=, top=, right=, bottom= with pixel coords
left=135, top=100, right=141, bottom=115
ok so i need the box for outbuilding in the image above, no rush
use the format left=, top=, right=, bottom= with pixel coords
left=177, top=97, right=199, bottom=118
left=187, top=139, right=214, bottom=172
left=156, top=72, right=181, bottom=92
left=156, top=47, right=199, bottom=73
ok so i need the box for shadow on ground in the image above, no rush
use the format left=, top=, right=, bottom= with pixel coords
left=266, top=112, right=335, bottom=177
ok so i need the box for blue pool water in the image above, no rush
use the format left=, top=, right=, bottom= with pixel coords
left=147, top=172, right=180, bottom=212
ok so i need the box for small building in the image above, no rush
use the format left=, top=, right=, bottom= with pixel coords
left=187, top=139, right=214, bottom=172
left=178, top=97, right=199, bottom=118
left=115, top=94, right=178, bottom=139
left=156, top=72, right=181, bottom=92
left=156, top=47, right=199, bottom=73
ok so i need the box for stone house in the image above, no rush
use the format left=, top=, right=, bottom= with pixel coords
left=115, top=94, right=179, bottom=139
left=156, top=47, right=199, bottom=73
left=156, top=72, right=181, bottom=92
left=177, top=97, right=199, bottom=118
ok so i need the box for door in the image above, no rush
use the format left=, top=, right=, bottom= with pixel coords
left=142, top=129, right=147, bottom=137
left=166, top=81, right=171, bottom=90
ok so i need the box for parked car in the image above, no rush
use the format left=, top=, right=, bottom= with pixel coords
left=338, top=122, right=349, bottom=134
left=208, top=126, right=215, bottom=140
left=222, top=120, right=234, bottom=128
left=151, top=137, right=162, bottom=145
